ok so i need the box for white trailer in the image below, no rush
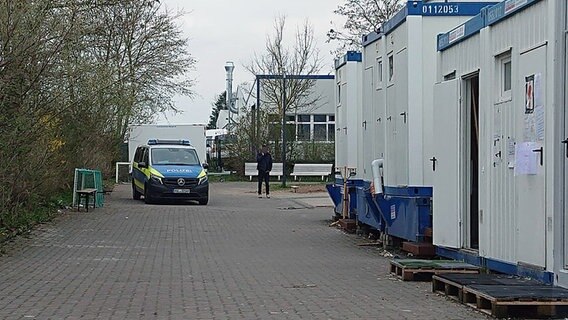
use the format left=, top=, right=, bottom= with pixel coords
left=360, top=0, right=499, bottom=187
left=342, top=1, right=497, bottom=239
left=334, top=52, right=362, bottom=176
left=128, top=124, right=207, bottom=164
left=434, top=0, right=565, bottom=285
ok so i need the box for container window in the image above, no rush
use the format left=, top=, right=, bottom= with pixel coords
left=498, top=53, right=512, bottom=100
left=388, top=55, right=394, bottom=82
left=503, top=60, right=512, bottom=92
left=377, top=58, right=383, bottom=88
left=444, top=71, right=456, bottom=81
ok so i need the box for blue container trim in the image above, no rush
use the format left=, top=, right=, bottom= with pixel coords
left=436, top=246, right=554, bottom=284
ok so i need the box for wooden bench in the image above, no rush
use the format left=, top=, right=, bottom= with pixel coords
left=244, top=162, right=284, bottom=181
left=76, top=188, right=98, bottom=212
left=291, top=163, right=333, bottom=181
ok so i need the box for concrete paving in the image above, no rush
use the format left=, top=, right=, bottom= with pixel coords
left=0, top=182, right=488, bottom=319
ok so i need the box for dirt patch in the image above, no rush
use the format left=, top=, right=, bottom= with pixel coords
left=288, top=184, right=326, bottom=193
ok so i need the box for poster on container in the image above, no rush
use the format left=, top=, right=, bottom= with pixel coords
left=525, top=75, right=535, bottom=114
left=514, top=142, right=539, bottom=176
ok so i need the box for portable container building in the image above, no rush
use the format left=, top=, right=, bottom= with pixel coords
left=334, top=52, right=363, bottom=175
left=361, top=0, right=498, bottom=187
left=434, top=0, right=566, bottom=285
left=351, top=0, right=497, bottom=239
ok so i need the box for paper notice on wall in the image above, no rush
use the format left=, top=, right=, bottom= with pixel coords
left=524, top=113, right=536, bottom=141
left=507, top=138, right=516, bottom=169
left=534, top=73, right=543, bottom=108
left=535, top=105, right=545, bottom=141
left=514, top=142, right=538, bottom=176
left=493, top=107, right=501, bottom=139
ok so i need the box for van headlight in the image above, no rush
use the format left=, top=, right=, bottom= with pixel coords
left=150, top=174, right=163, bottom=184
left=198, top=176, right=208, bottom=185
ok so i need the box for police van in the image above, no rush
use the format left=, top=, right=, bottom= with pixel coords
left=131, top=139, right=209, bottom=205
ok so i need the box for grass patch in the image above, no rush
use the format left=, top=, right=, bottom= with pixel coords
left=208, top=173, right=246, bottom=182
left=0, top=189, right=73, bottom=245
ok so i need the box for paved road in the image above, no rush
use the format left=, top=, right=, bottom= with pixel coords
left=0, top=182, right=488, bottom=319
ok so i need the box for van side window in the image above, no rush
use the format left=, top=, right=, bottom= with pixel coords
left=142, top=148, right=149, bottom=164
left=134, top=147, right=142, bottom=162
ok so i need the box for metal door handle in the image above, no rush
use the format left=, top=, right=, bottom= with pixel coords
left=377, top=117, right=382, bottom=122
left=532, top=147, right=543, bottom=166
left=362, top=121, right=367, bottom=129
left=430, top=157, right=437, bottom=171
left=400, top=112, right=407, bottom=123
left=387, top=116, right=392, bottom=121
left=562, top=139, right=568, bottom=158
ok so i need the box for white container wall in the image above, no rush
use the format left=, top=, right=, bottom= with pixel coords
left=334, top=52, right=362, bottom=176
left=360, top=1, right=495, bottom=187
left=435, top=0, right=567, bottom=286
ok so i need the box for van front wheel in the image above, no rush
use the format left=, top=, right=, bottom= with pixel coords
left=132, top=182, right=141, bottom=200
left=144, top=185, right=153, bottom=204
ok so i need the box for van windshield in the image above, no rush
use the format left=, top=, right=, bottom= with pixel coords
left=151, top=148, right=200, bottom=166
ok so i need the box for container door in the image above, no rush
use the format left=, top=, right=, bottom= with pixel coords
left=363, top=67, right=374, bottom=179
left=432, top=79, right=461, bottom=248
left=565, top=33, right=568, bottom=269
left=517, top=45, right=546, bottom=268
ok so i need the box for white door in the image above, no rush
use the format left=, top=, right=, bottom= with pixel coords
left=565, top=34, right=568, bottom=268
left=432, top=79, right=462, bottom=248
left=517, top=45, right=546, bottom=268
left=395, top=49, right=409, bottom=185
left=363, top=67, right=375, bottom=179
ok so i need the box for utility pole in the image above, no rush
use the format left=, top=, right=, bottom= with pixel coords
left=281, top=68, right=287, bottom=187
left=224, top=61, right=235, bottom=129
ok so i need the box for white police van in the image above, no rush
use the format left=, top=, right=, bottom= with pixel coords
left=131, top=139, right=209, bottom=205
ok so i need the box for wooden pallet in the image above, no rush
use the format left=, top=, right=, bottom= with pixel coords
left=432, top=273, right=543, bottom=302
left=432, top=275, right=465, bottom=302
left=390, top=259, right=479, bottom=281
left=462, top=285, right=568, bottom=318
left=402, top=242, right=435, bottom=257
left=338, top=219, right=356, bottom=233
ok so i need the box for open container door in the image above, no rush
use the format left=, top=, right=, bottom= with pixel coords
left=432, top=78, right=462, bottom=248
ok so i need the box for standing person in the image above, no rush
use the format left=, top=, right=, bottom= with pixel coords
left=256, top=144, right=273, bottom=198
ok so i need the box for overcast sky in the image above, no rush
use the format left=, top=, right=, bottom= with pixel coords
left=158, top=0, right=342, bottom=125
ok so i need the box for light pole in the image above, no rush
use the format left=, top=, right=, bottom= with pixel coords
left=281, top=68, right=287, bottom=187
left=224, top=61, right=235, bottom=128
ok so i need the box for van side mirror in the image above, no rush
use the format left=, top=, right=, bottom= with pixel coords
left=202, top=163, right=209, bottom=170
left=138, top=162, right=147, bottom=168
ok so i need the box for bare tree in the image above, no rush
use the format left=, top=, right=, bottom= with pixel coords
left=245, top=16, right=324, bottom=160
left=328, top=0, right=403, bottom=55
left=0, top=0, right=195, bottom=230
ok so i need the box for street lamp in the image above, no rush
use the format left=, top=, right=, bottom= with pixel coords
left=224, top=61, right=235, bottom=128
left=281, top=68, right=287, bottom=187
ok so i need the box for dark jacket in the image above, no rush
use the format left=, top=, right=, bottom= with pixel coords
left=256, top=152, right=273, bottom=172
